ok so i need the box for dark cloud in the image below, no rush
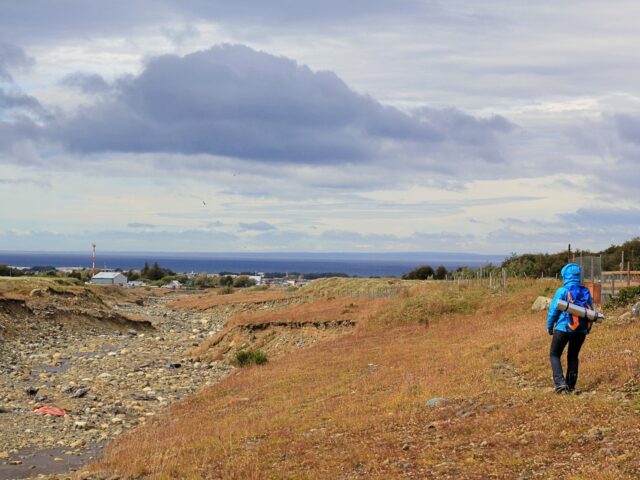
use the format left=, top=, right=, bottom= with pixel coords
left=560, top=208, right=640, bottom=227
left=0, top=1, right=424, bottom=44
left=0, top=42, right=33, bottom=80
left=612, top=113, right=640, bottom=146
left=238, top=221, right=276, bottom=232
left=570, top=112, right=640, bottom=193
left=0, top=2, right=169, bottom=44
left=0, top=89, right=44, bottom=114
left=0, top=43, right=46, bottom=159
left=60, top=73, right=112, bottom=95
left=51, top=44, right=512, bottom=169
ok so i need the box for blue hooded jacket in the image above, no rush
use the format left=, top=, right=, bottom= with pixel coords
left=547, top=263, right=594, bottom=334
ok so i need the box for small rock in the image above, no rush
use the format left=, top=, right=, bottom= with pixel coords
left=425, top=397, right=447, bottom=407
left=25, top=386, right=39, bottom=396
left=71, top=387, right=90, bottom=399
left=168, top=362, right=181, bottom=369
left=0, top=451, right=9, bottom=459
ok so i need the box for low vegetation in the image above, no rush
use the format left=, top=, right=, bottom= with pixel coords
left=503, top=236, right=640, bottom=277
left=235, top=349, right=268, bottom=367
left=167, top=289, right=292, bottom=311
left=299, top=277, right=409, bottom=298
left=90, top=277, right=640, bottom=479
left=605, top=286, right=640, bottom=309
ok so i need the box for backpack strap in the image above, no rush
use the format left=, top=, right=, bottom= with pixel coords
left=567, top=290, right=580, bottom=331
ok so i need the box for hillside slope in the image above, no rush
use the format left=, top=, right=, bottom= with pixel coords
left=90, top=279, right=640, bottom=479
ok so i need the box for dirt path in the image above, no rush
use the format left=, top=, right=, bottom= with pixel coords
left=0, top=293, right=234, bottom=479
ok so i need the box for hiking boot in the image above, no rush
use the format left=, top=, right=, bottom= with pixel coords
left=555, top=384, right=570, bottom=394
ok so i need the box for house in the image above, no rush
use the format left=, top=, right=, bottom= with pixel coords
left=163, top=280, right=183, bottom=289
left=91, top=271, right=128, bottom=286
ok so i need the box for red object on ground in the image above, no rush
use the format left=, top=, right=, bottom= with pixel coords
left=34, top=406, right=66, bottom=416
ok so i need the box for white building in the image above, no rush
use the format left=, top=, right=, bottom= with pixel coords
left=163, top=280, right=183, bottom=289
left=91, top=271, right=128, bottom=286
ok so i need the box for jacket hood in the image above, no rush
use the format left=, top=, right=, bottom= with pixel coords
left=561, top=263, right=582, bottom=285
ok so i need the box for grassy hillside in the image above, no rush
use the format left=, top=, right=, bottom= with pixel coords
left=90, top=279, right=640, bottom=479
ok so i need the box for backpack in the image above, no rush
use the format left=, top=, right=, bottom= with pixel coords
left=566, top=285, right=592, bottom=332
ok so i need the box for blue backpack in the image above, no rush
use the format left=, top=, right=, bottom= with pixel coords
left=566, top=285, right=592, bottom=332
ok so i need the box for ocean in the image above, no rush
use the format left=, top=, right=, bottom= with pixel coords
left=0, top=251, right=506, bottom=278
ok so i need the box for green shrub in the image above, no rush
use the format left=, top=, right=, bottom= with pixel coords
left=605, top=286, right=640, bottom=308
left=235, top=350, right=268, bottom=367
left=233, top=275, right=257, bottom=288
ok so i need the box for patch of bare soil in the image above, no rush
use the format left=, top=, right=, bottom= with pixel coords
left=194, top=318, right=357, bottom=363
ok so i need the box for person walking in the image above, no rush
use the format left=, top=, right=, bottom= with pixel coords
left=547, top=263, right=594, bottom=393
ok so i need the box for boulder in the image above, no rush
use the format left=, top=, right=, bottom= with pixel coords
left=531, top=296, right=552, bottom=312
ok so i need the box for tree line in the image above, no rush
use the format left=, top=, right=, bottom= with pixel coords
left=403, top=237, right=640, bottom=280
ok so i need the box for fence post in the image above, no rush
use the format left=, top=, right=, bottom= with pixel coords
left=628, top=261, right=631, bottom=287
left=612, top=278, right=615, bottom=297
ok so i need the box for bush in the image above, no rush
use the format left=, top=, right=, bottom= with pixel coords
left=605, top=286, right=640, bottom=308
left=235, top=350, right=268, bottom=367
left=233, top=275, right=257, bottom=288
left=402, top=265, right=434, bottom=280
left=218, top=285, right=235, bottom=295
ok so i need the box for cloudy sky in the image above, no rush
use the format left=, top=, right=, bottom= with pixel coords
left=1, top=1, right=638, bottom=254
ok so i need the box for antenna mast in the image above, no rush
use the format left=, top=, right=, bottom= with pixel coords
left=92, top=243, right=96, bottom=276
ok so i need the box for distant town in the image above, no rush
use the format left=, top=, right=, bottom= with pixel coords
left=0, top=262, right=355, bottom=290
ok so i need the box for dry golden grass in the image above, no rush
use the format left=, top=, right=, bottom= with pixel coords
left=167, top=289, right=293, bottom=311
left=299, top=277, right=410, bottom=298
left=93, top=279, right=640, bottom=479
left=0, top=276, right=85, bottom=299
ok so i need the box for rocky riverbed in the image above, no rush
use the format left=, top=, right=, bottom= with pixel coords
left=0, top=292, right=235, bottom=479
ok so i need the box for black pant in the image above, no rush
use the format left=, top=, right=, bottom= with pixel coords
left=550, top=330, right=586, bottom=390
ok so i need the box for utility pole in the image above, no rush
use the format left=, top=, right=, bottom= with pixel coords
left=92, top=243, right=96, bottom=277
